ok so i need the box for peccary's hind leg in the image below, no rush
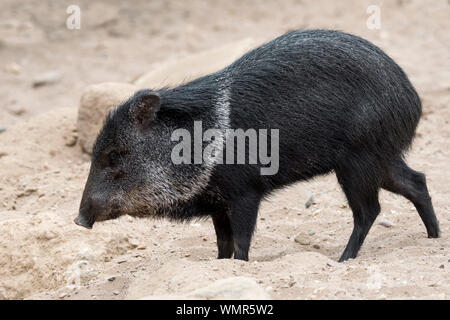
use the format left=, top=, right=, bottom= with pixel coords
left=382, top=158, right=440, bottom=238
left=212, top=212, right=234, bottom=259
left=336, top=163, right=381, bottom=262
left=229, top=192, right=262, bottom=261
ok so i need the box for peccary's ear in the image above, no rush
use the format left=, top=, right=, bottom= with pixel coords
left=129, top=90, right=161, bottom=130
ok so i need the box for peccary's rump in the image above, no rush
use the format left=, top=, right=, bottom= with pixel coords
left=76, top=30, right=440, bottom=262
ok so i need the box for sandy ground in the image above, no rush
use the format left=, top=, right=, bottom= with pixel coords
left=0, top=0, right=449, bottom=300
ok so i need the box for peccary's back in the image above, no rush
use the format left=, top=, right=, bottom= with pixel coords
left=222, top=30, right=421, bottom=177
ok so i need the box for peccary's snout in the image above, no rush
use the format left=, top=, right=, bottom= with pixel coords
left=74, top=214, right=93, bottom=229
left=74, top=196, right=104, bottom=229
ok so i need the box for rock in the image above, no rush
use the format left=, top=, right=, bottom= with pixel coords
left=77, top=82, right=137, bottom=154
left=129, top=238, right=140, bottom=249
left=141, top=277, right=270, bottom=300
left=312, top=209, right=321, bottom=217
left=113, top=290, right=119, bottom=295
left=134, top=38, right=255, bottom=89
left=33, top=71, right=62, bottom=88
left=4, top=62, right=21, bottom=74
left=64, top=131, right=78, bottom=147
left=294, top=233, right=311, bottom=245
left=7, top=105, right=27, bottom=116
left=378, top=219, right=394, bottom=228
left=304, top=191, right=314, bottom=208
left=0, top=127, right=6, bottom=134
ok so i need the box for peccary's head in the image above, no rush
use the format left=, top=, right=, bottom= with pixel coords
left=75, top=89, right=179, bottom=229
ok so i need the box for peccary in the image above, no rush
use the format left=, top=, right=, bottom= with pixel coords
left=75, top=29, right=440, bottom=262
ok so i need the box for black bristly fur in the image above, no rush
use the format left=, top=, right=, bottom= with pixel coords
left=78, top=29, right=440, bottom=262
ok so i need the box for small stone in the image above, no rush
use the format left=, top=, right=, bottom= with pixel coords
left=65, top=134, right=78, bottom=147
left=313, top=244, right=321, bottom=249
left=7, top=105, right=27, bottom=116
left=129, top=239, right=139, bottom=249
left=0, top=127, right=6, bottom=134
left=294, top=233, right=311, bottom=245
left=202, top=237, right=208, bottom=241
left=4, top=62, right=22, bottom=74
left=33, top=71, right=62, bottom=87
left=185, top=253, right=191, bottom=257
left=113, top=290, right=119, bottom=295
left=305, top=191, right=314, bottom=209
left=378, top=219, right=394, bottom=228
left=108, top=276, right=116, bottom=282
left=439, top=264, right=444, bottom=269
left=312, top=209, right=321, bottom=217
left=59, top=292, right=66, bottom=299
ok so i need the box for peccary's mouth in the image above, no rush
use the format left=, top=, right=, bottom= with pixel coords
left=74, top=214, right=94, bottom=229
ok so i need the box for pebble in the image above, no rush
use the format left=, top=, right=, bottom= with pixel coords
left=129, top=239, right=140, bottom=248
left=305, top=191, right=314, bottom=208
left=312, top=209, right=321, bottom=217
left=65, top=135, right=78, bottom=147
left=113, top=290, right=119, bottom=295
left=294, top=233, right=310, bottom=245
left=108, top=276, right=116, bottom=282
left=313, top=244, right=321, bottom=249
left=378, top=219, right=394, bottom=228
left=33, top=71, right=62, bottom=88
left=0, top=127, right=6, bottom=134
left=184, top=253, right=191, bottom=257
left=4, top=62, right=21, bottom=74
left=7, top=105, right=27, bottom=116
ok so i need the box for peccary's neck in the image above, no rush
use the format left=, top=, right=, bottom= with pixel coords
left=156, top=72, right=230, bottom=129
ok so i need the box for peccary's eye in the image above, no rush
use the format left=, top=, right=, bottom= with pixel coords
left=107, top=151, right=120, bottom=167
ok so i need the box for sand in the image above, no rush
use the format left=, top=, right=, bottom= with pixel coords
left=0, top=0, right=449, bottom=300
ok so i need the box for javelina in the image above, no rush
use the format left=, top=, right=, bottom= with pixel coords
left=75, top=29, right=440, bottom=262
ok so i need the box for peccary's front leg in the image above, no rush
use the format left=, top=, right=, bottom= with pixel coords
left=212, top=212, right=234, bottom=259
left=229, top=193, right=262, bottom=261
